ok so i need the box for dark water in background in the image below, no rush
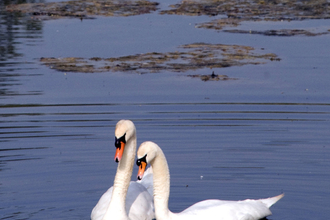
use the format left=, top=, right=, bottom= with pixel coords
left=1, top=0, right=330, bottom=220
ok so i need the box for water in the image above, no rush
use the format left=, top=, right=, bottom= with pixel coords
left=1, top=0, right=330, bottom=220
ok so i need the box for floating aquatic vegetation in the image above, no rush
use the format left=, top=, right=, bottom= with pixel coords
left=40, top=43, right=279, bottom=75
left=161, top=0, right=330, bottom=20
left=162, top=0, right=330, bottom=34
left=223, top=29, right=330, bottom=36
left=195, top=18, right=242, bottom=30
left=188, top=71, right=238, bottom=81
left=6, top=0, right=159, bottom=19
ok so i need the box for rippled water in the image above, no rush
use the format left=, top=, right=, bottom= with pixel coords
left=1, top=101, right=329, bottom=219
left=1, top=0, right=330, bottom=220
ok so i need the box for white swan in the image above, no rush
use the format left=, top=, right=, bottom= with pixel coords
left=136, top=141, right=284, bottom=220
left=91, top=120, right=154, bottom=220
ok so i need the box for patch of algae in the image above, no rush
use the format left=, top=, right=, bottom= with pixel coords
left=6, top=0, right=159, bottom=19
left=161, top=0, right=330, bottom=35
left=40, top=43, right=279, bottom=76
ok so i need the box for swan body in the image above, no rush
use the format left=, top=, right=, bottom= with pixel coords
left=91, top=120, right=154, bottom=220
left=136, top=141, right=283, bottom=220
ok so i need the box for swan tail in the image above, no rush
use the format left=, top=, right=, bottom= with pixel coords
left=259, top=193, right=284, bottom=208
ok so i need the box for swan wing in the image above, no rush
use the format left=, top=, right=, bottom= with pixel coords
left=126, top=181, right=155, bottom=220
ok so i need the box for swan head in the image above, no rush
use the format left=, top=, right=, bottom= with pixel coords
left=136, top=141, right=158, bottom=180
left=114, top=120, right=136, bottom=163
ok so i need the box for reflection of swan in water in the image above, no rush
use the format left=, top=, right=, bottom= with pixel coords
left=91, top=120, right=154, bottom=220
left=136, top=141, right=284, bottom=220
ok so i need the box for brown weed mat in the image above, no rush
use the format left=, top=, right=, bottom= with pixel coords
left=223, top=29, right=329, bottom=36
left=161, top=0, right=330, bottom=20
left=40, top=43, right=279, bottom=75
left=6, top=0, right=159, bottom=19
left=188, top=71, right=238, bottom=81
left=162, top=0, right=330, bottom=35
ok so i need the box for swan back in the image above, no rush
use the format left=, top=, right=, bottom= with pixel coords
left=177, top=196, right=283, bottom=220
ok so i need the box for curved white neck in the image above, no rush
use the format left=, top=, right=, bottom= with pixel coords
left=151, top=148, right=174, bottom=220
left=102, top=135, right=136, bottom=220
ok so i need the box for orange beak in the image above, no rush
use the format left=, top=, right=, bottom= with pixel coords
left=137, top=161, right=147, bottom=180
left=114, top=141, right=125, bottom=162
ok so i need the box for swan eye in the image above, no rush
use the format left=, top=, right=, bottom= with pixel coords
left=115, top=133, right=126, bottom=149
left=136, top=154, right=147, bottom=167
